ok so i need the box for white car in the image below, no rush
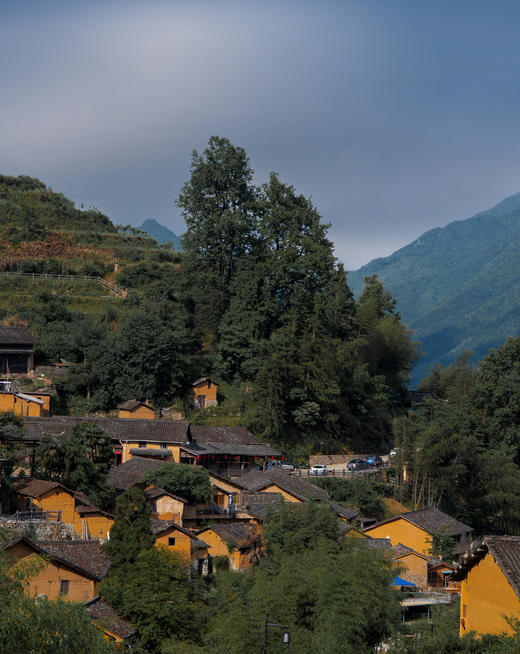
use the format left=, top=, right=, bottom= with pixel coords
left=309, top=464, right=328, bottom=476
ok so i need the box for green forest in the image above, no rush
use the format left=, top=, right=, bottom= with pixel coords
left=0, top=137, right=419, bottom=454
left=348, top=192, right=520, bottom=383
left=5, top=138, right=520, bottom=652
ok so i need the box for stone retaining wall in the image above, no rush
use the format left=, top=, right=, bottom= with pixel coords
left=0, top=518, right=76, bottom=540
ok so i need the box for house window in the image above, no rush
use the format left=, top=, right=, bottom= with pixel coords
left=161, top=443, right=168, bottom=449
left=139, top=441, right=146, bottom=448
left=60, top=580, right=70, bottom=595
left=168, top=537, right=176, bottom=546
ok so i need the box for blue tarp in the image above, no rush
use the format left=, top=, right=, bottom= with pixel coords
left=393, top=576, right=416, bottom=587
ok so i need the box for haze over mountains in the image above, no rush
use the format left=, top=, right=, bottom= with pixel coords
left=348, top=193, right=520, bottom=385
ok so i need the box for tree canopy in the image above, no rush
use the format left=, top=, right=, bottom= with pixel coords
left=35, top=422, right=114, bottom=508
left=0, top=551, right=116, bottom=654
left=394, top=336, right=520, bottom=535
left=143, top=463, right=213, bottom=505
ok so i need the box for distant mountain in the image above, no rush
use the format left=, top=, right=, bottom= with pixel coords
left=139, top=219, right=182, bottom=250
left=348, top=193, right=520, bottom=385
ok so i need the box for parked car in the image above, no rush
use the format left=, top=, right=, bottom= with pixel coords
left=347, top=458, right=369, bottom=471
left=265, top=460, right=282, bottom=470
left=281, top=462, right=296, bottom=471
left=366, top=455, right=384, bottom=467
left=309, top=464, right=329, bottom=476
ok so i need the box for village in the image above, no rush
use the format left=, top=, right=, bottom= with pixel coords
left=0, top=324, right=519, bottom=650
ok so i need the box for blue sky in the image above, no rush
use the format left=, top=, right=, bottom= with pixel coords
left=2, top=0, right=520, bottom=269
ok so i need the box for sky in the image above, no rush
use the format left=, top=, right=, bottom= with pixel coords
left=3, top=0, right=520, bottom=269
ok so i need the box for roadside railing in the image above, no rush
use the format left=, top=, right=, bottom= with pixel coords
left=292, top=467, right=386, bottom=479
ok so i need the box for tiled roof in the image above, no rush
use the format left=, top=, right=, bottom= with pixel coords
left=191, top=425, right=263, bottom=445
left=24, top=416, right=279, bottom=457
left=209, top=471, right=245, bottom=491
left=108, top=457, right=169, bottom=491
left=2, top=422, right=43, bottom=442
left=73, top=490, right=96, bottom=507
left=365, top=537, right=393, bottom=550
left=0, top=325, right=37, bottom=345
left=75, top=504, right=113, bottom=516
left=240, top=492, right=282, bottom=519
left=325, top=500, right=359, bottom=521
left=0, top=528, right=24, bottom=548
left=338, top=525, right=366, bottom=538
left=150, top=518, right=178, bottom=535
left=367, top=508, right=472, bottom=537
left=392, top=542, right=431, bottom=561
left=33, top=540, right=111, bottom=580
left=15, top=478, right=65, bottom=498
left=183, top=425, right=279, bottom=457
left=191, top=377, right=217, bottom=386
left=190, top=536, right=210, bottom=550
left=84, top=597, right=136, bottom=640
left=236, top=468, right=329, bottom=501
left=118, top=399, right=153, bottom=411
left=144, top=485, right=187, bottom=503
left=150, top=518, right=201, bottom=543
left=25, top=416, right=188, bottom=443
left=454, top=536, right=520, bottom=598
left=404, top=508, right=472, bottom=535
left=71, top=490, right=113, bottom=516
left=199, top=522, right=252, bottom=550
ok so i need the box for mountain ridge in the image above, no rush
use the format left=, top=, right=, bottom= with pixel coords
left=348, top=192, right=520, bottom=384
left=139, top=219, right=182, bottom=249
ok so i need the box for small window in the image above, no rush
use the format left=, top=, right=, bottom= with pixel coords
left=60, top=580, right=70, bottom=595
left=168, top=537, right=176, bottom=546
left=139, top=441, right=146, bottom=448
left=462, top=604, right=467, bottom=617
left=161, top=443, right=168, bottom=449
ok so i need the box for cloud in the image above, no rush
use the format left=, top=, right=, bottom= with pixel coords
left=2, top=1, right=520, bottom=267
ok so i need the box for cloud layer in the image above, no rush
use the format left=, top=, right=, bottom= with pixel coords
left=2, top=0, right=520, bottom=268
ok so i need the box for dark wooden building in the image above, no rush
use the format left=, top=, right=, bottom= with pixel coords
left=0, top=325, right=37, bottom=375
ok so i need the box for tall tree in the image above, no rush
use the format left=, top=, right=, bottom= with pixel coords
left=102, top=546, right=204, bottom=652
left=357, top=274, right=419, bottom=400
left=258, top=172, right=337, bottom=330
left=178, top=135, right=259, bottom=330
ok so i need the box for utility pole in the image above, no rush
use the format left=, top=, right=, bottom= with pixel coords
left=263, top=612, right=291, bottom=653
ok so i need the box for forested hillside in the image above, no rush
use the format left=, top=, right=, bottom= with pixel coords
left=348, top=193, right=520, bottom=383
left=0, top=137, right=419, bottom=454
